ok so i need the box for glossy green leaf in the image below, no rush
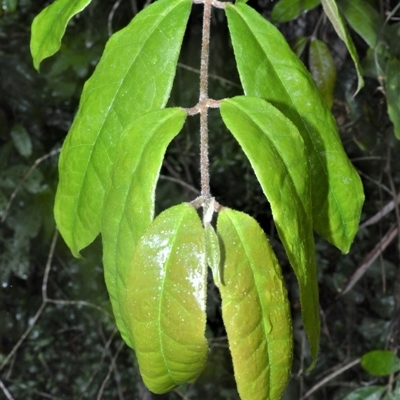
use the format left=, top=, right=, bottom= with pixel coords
left=220, top=96, right=319, bottom=368
left=102, top=108, right=186, bottom=348
left=204, top=224, right=221, bottom=285
left=385, top=57, right=400, bottom=140
left=10, top=124, right=32, bottom=158
left=124, top=203, right=208, bottom=393
left=361, top=350, right=400, bottom=376
left=54, top=0, right=191, bottom=257
left=337, top=0, right=383, bottom=48
left=342, top=386, right=385, bottom=400
left=271, top=0, right=320, bottom=24
left=216, top=208, right=293, bottom=400
left=320, top=0, right=364, bottom=94
left=309, top=38, right=337, bottom=108
left=30, top=0, right=93, bottom=70
left=226, top=3, right=364, bottom=252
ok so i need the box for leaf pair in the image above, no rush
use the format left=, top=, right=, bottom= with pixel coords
left=125, top=203, right=293, bottom=399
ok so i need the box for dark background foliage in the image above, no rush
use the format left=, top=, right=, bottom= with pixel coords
left=0, top=0, right=399, bottom=399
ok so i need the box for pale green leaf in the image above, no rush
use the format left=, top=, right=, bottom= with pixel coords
left=30, top=0, right=93, bottom=70
left=226, top=3, right=364, bottom=252
left=320, top=0, right=364, bottom=94
left=217, top=208, right=293, bottom=400
left=102, top=108, right=186, bottom=348
left=361, top=350, right=400, bottom=376
left=220, top=96, right=319, bottom=368
left=54, top=0, right=192, bottom=257
left=204, top=224, right=221, bottom=285
left=124, top=203, right=208, bottom=393
left=309, top=38, right=337, bottom=108
left=342, top=386, right=385, bottom=400
left=271, top=0, right=320, bottom=24
left=385, top=57, right=400, bottom=140
left=337, top=0, right=383, bottom=48
left=10, top=124, right=32, bottom=158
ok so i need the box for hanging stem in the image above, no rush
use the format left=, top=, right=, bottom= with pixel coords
left=199, top=0, right=212, bottom=198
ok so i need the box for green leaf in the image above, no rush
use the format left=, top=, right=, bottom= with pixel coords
left=361, top=350, right=400, bottom=376
left=102, top=108, right=186, bottom=348
left=226, top=3, right=364, bottom=252
left=216, top=208, right=293, bottom=400
left=309, top=38, right=337, bottom=108
left=337, top=0, right=384, bottom=49
left=124, top=203, right=208, bottom=393
left=204, top=224, right=221, bottom=285
left=290, top=36, right=309, bottom=57
left=220, top=96, right=319, bottom=369
left=271, top=0, right=320, bottom=24
left=30, top=0, right=93, bottom=70
left=342, top=386, right=385, bottom=400
left=385, top=57, right=400, bottom=140
left=10, top=124, right=32, bottom=158
left=320, top=0, right=364, bottom=94
left=54, top=0, right=192, bottom=257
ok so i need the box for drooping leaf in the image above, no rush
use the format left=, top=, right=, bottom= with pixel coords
left=216, top=208, right=293, bottom=400
left=220, top=96, right=319, bottom=368
left=30, top=0, right=93, bottom=70
left=10, top=124, right=32, bottom=158
left=341, top=386, right=385, bottom=400
left=320, top=0, right=364, bottom=94
left=54, top=0, right=192, bottom=257
left=336, top=0, right=384, bottom=49
left=124, top=203, right=208, bottom=393
left=385, top=57, right=400, bottom=140
left=204, top=223, right=221, bottom=285
left=102, top=108, right=186, bottom=348
left=309, top=38, right=337, bottom=108
left=361, top=350, right=400, bottom=376
left=226, top=3, right=364, bottom=252
left=271, top=0, right=320, bottom=24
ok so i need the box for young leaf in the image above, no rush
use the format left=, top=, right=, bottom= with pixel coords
left=124, top=203, right=208, bottom=393
left=220, top=96, right=319, bottom=368
left=102, top=108, right=187, bottom=349
left=385, top=57, right=400, bottom=140
left=309, top=38, right=337, bottom=108
left=336, top=0, right=383, bottom=49
left=54, top=0, right=192, bottom=257
left=30, top=0, right=93, bottom=70
left=271, top=0, right=320, bottom=24
left=320, top=0, right=364, bottom=94
left=216, top=208, right=293, bottom=400
left=204, top=224, right=221, bottom=285
left=361, top=350, right=400, bottom=377
left=226, top=3, right=364, bottom=253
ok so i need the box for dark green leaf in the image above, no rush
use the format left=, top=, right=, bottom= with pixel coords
left=220, top=96, right=319, bottom=368
left=217, top=208, right=293, bottom=400
left=30, top=0, right=93, bottom=70
left=361, top=350, right=400, bottom=376
left=290, top=36, right=309, bottom=57
left=342, top=386, right=385, bottom=400
left=337, top=0, right=384, bottom=48
left=102, top=108, right=186, bottom=348
left=226, top=3, right=364, bottom=252
left=309, top=38, right=337, bottom=108
left=124, top=203, right=208, bottom=393
left=10, top=124, right=32, bottom=158
left=54, top=0, right=192, bottom=257
left=271, top=0, right=320, bottom=24
left=320, top=0, right=364, bottom=94
left=385, top=57, right=400, bottom=140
